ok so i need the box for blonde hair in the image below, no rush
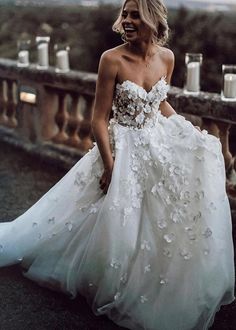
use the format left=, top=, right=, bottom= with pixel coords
left=112, top=0, right=169, bottom=46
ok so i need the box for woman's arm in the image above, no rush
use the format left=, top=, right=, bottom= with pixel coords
left=91, top=50, right=118, bottom=193
left=159, top=49, right=176, bottom=118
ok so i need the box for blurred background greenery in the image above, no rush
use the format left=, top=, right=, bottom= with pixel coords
left=0, top=4, right=235, bottom=93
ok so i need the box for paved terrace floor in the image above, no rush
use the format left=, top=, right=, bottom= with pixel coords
left=0, top=141, right=235, bottom=330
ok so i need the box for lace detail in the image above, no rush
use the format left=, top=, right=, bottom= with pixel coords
left=112, top=77, right=169, bottom=128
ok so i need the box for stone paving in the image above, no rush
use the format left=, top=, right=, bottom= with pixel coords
left=0, top=141, right=235, bottom=330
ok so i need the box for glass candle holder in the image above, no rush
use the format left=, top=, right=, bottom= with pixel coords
left=36, top=36, right=50, bottom=70
left=17, top=39, right=31, bottom=67
left=221, top=65, right=236, bottom=102
left=54, top=44, right=70, bottom=73
left=184, top=53, right=203, bottom=95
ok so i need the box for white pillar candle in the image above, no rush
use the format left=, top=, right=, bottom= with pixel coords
left=56, top=50, right=69, bottom=72
left=224, top=74, right=236, bottom=99
left=37, top=43, right=49, bottom=67
left=18, top=50, right=29, bottom=65
left=186, top=62, right=200, bottom=93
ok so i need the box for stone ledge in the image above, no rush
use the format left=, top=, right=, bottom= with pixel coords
left=0, top=126, right=84, bottom=171
left=168, top=87, right=236, bottom=124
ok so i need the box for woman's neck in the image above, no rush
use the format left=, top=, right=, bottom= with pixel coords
left=126, top=40, right=159, bottom=61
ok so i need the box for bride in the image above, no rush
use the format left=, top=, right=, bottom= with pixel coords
left=0, top=0, right=234, bottom=329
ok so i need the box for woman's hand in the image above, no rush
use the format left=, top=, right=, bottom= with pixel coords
left=99, top=164, right=114, bottom=194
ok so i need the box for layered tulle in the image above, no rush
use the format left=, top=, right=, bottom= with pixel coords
left=0, top=110, right=234, bottom=330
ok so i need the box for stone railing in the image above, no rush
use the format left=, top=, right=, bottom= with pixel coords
left=0, top=58, right=97, bottom=154
left=0, top=58, right=236, bottom=203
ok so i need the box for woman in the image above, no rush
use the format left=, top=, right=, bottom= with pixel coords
left=93, top=0, right=175, bottom=195
left=0, top=0, right=234, bottom=329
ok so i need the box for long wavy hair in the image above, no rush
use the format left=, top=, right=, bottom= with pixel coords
left=112, top=0, right=169, bottom=46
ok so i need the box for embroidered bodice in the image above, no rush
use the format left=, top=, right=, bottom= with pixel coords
left=112, top=77, right=169, bottom=128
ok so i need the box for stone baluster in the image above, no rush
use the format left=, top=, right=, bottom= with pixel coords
left=65, top=92, right=81, bottom=148
left=0, top=79, right=8, bottom=125
left=216, top=121, right=235, bottom=172
left=216, top=121, right=236, bottom=200
left=201, top=118, right=219, bottom=138
left=79, top=94, right=94, bottom=151
left=6, top=80, right=18, bottom=128
left=52, top=90, right=69, bottom=144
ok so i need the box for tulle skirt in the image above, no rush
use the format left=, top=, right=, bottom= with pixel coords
left=0, top=113, right=234, bottom=330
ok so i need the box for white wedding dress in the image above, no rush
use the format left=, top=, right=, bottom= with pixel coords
left=0, top=77, right=234, bottom=330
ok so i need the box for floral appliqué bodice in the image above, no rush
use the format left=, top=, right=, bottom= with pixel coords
left=112, top=77, right=169, bottom=128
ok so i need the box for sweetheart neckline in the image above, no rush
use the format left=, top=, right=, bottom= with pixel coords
left=116, top=76, right=168, bottom=94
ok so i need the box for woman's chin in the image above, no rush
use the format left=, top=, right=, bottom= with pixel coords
left=124, top=32, right=137, bottom=41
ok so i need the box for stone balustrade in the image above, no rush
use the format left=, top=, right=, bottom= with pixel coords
left=0, top=58, right=96, bottom=153
left=0, top=58, right=236, bottom=203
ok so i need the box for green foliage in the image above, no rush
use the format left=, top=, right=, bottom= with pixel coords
left=0, top=4, right=120, bottom=72
left=0, top=4, right=235, bottom=93
left=168, top=7, right=236, bottom=92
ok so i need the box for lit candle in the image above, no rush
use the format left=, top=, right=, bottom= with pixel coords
left=20, top=92, right=36, bottom=104
left=56, top=50, right=70, bottom=72
left=224, top=74, right=236, bottom=99
left=18, top=50, right=29, bottom=65
left=186, top=62, right=200, bottom=93
left=37, top=43, right=49, bottom=68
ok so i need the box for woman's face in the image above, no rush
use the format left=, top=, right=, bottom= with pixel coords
left=121, top=0, right=152, bottom=43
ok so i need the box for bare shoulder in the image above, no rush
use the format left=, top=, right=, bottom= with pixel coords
left=159, top=47, right=175, bottom=65
left=100, top=45, right=125, bottom=66
left=98, top=48, right=119, bottom=81
left=158, top=47, right=175, bottom=78
left=97, top=46, right=127, bottom=84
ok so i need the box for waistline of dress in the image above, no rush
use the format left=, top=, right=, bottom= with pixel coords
left=109, top=112, right=162, bottom=130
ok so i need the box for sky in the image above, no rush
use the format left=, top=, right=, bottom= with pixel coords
left=163, top=0, right=236, bottom=9
left=1, top=0, right=236, bottom=10
left=188, top=0, right=236, bottom=3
